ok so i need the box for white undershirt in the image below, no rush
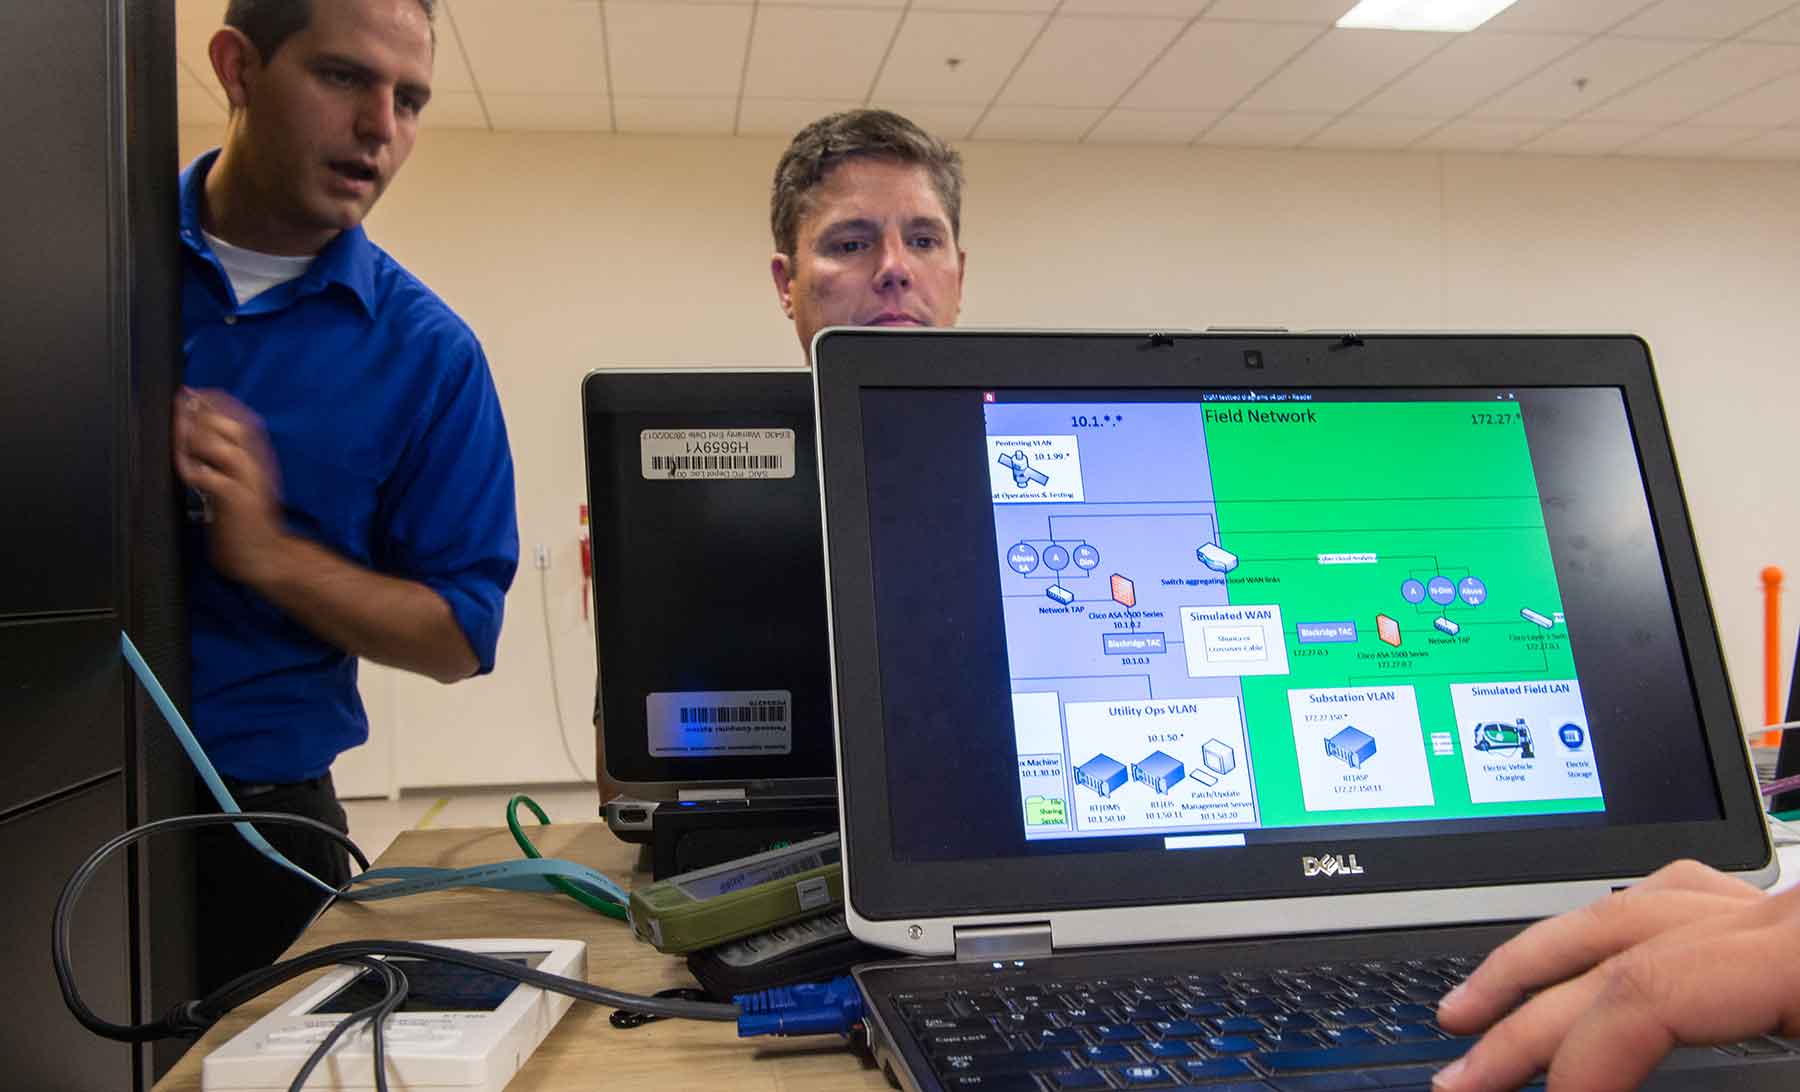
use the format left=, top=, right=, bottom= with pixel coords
left=204, top=230, right=314, bottom=306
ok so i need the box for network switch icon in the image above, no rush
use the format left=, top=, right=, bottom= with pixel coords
left=1197, top=542, right=1239, bottom=574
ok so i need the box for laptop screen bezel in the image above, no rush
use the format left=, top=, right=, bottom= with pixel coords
left=814, top=330, right=1770, bottom=924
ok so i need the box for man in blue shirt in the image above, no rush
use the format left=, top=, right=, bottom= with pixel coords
left=177, top=0, right=517, bottom=993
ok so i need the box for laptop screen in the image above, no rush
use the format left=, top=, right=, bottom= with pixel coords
left=982, top=388, right=1666, bottom=849
left=818, top=334, right=1768, bottom=920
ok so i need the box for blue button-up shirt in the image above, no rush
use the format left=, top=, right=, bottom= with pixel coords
left=180, top=150, right=518, bottom=782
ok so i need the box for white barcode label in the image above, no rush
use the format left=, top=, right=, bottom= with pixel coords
left=640, top=429, right=795, bottom=480
left=646, top=690, right=793, bottom=757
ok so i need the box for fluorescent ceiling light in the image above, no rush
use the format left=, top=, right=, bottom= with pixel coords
left=1336, top=0, right=1521, bottom=33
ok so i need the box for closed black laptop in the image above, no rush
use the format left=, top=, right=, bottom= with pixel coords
left=811, top=330, right=1785, bottom=1092
left=582, top=368, right=835, bottom=832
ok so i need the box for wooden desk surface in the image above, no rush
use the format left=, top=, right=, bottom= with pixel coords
left=153, top=823, right=889, bottom=1091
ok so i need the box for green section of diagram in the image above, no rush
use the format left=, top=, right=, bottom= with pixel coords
left=1025, top=795, right=1068, bottom=825
left=1201, top=401, right=1603, bottom=828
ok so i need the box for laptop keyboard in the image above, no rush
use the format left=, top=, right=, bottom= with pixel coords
left=894, top=955, right=1798, bottom=1090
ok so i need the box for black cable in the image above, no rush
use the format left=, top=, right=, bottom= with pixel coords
left=612, top=987, right=712, bottom=1029
left=56, top=812, right=739, bottom=1047
left=367, top=958, right=409, bottom=1092
left=199, top=940, right=740, bottom=1026
left=54, top=811, right=370, bottom=1042
left=287, top=957, right=406, bottom=1092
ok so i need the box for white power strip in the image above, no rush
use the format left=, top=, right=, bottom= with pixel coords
left=202, top=938, right=587, bottom=1092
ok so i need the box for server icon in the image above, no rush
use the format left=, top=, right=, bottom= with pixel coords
left=1325, top=726, right=1378, bottom=769
left=1131, top=750, right=1186, bottom=795
left=1075, top=753, right=1129, bottom=798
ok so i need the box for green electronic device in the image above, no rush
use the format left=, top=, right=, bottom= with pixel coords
left=627, top=833, right=842, bottom=954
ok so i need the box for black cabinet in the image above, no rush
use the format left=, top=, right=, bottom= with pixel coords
left=0, top=0, right=119, bottom=617
left=0, top=618, right=126, bottom=817
left=0, top=778, right=134, bottom=1091
left=0, top=1, right=191, bottom=1089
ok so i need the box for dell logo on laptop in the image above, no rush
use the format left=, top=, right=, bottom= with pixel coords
left=1302, top=853, right=1364, bottom=877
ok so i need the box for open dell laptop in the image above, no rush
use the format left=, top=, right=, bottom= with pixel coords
left=811, top=330, right=1786, bottom=1091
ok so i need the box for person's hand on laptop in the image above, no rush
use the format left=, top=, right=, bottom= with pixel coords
left=1431, top=859, right=1800, bottom=1091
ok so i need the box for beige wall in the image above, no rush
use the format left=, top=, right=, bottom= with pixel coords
left=179, top=127, right=1800, bottom=793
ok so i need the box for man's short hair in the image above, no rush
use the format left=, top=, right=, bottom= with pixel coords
left=224, top=0, right=437, bottom=62
left=770, top=109, right=964, bottom=258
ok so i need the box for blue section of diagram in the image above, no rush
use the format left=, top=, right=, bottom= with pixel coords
left=988, top=402, right=1242, bottom=713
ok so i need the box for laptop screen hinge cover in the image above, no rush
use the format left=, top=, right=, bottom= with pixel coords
left=952, top=923, right=1053, bottom=962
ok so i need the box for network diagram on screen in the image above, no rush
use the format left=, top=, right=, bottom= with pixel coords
left=984, top=394, right=1605, bottom=844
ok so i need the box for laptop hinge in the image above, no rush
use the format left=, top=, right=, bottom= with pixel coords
left=952, top=923, right=1053, bottom=962
left=677, top=787, right=747, bottom=803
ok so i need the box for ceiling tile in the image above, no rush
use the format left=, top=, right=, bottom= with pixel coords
left=606, top=2, right=751, bottom=98
left=1360, top=30, right=1576, bottom=118
left=1482, top=0, right=1657, bottom=34
left=998, top=15, right=1186, bottom=107
left=871, top=12, right=1047, bottom=104
left=1745, top=6, right=1800, bottom=41
left=737, top=97, right=863, bottom=136
left=1471, top=36, right=1707, bottom=120
left=449, top=0, right=606, bottom=95
left=1622, top=124, right=1766, bottom=155
left=482, top=94, right=613, bottom=131
left=973, top=106, right=1106, bottom=141
left=1306, top=113, right=1440, bottom=149
left=1086, top=108, right=1221, bottom=143
left=911, top=0, right=1056, bottom=10
left=1060, top=0, right=1212, bottom=14
left=1120, top=21, right=1322, bottom=110
left=1203, top=0, right=1358, bottom=22
left=613, top=96, right=737, bottom=134
left=865, top=101, right=987, bottom=140
left=1239, top=28, right=1453, bottom=113
left=1691, top=70, right=1800, bottom=125
left=1584, top=42, right=1800, bottom=122
left=1715, top=127, right=1800, bottom=157
left=177, top=85, right=225, bottom=126
left=1360, top=31, right=1583, bottom=118
left=743, top=7, right=901, bottom=100
left=1200, top=111, right=1335, bottom=148
left=1612, top=0, right=1794, bottom=40
left=763, top=0, right=902, bottom=7
left=1521, top=120, right=1660, bottom=154
left=1414, top=119, right=1550, bottom=150
left=419, top=91, right=489, bottom=129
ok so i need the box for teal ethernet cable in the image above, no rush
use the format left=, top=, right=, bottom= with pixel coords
left=120, top=630, right=630, bottom=908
